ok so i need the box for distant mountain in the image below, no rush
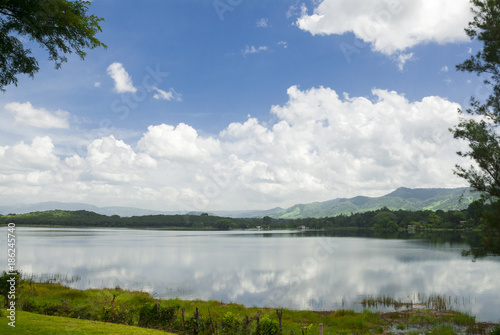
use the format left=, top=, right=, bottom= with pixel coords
left=268, top=187, right=481, bottom=219
left=0, top=201, right=281, bottom=218
left=0, top=202, right=178, bottom=217
left=0, top=187, right=481, bottom=219
left=210, top=207, right=284, bottom=218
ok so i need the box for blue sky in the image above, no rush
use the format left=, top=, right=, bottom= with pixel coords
left=0, top=0, right=484, bottom=211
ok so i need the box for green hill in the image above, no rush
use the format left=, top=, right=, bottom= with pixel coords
left=269, top=187, right=480, bottom=219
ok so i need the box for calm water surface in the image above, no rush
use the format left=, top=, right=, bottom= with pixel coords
left=3, top=227, right=500, bottom=322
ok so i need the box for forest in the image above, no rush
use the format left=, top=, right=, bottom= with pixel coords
left=0, top=200, right=490, bottom=232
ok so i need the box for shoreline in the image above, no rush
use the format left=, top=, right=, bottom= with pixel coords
left=0, top=223, right=484, bottom=233
left=2, top=281, right=498, bottom=334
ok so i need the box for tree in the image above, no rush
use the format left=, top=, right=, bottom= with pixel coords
left=0, top=0, right=106, bottom=91
left=373, top=211, right=398, bottom=231
left=482, top=201, right=500, bottom=254
left=452, top=0, right=500, bottom=255
left=214, top=219, right=234, bottom=230
left=427, top=213, right=443, bottom=228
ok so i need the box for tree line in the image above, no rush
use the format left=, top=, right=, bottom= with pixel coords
left=0, top=211, right=254, bottom=230
left=0, top=199, right=492, bottom=232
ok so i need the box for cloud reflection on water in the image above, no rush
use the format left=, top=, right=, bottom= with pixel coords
left=8, top=228, right=500, bottom=322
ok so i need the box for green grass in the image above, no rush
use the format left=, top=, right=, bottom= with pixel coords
left=4, top=282, right=499, bottom=335
left=0, top=310, right=175, bottom=334
left=408, top=309, right=440, bottom=324
left=428, top=323, right=456, bottom=335
left=7, top=282, right=392, bottom=334
left=452, top=311, right=476, bottom=325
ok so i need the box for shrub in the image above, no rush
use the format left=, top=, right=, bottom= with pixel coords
left=20, top=299, right=36, bottom=312
left=79, top=304, right=101, bottom=320
left=221, top=312, right=241, bottom=335
left=300, top=324, right=312, bottom=335
left=258, top=317, right=279, bottom=335
left=490, top=326, right=500, bottom=335
left=102, top=305, right=133, bottom=324
left=184, top=315, right=209, bottom=334
left=138, top=302, right=178, bottom=329
left=40, top=303, right=67, bottom=316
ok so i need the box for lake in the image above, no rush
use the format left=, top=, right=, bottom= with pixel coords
left=3, top=227, right=500, bottom=322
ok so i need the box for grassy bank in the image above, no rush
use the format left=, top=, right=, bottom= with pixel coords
left=0, top=310, right=175, bottom=334
left=2, top=282, right=499, bottom=334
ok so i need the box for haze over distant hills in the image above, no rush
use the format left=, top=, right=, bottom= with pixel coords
left=0, top=202, right=176, bottom=217
left=268, top=187, right=480, bottom=219
left=0, top=187, right=479, bottom=219
left=0, top=201, right=279, bottom=218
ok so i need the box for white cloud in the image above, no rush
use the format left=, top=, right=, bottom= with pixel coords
left=5, top=102, right=70, bottom=129
left=107, top=62, right=137, bottom=93
left=0, top=136, right=60, bottom=170
left=85, top=136, right=156, bottom=182
left=441, top=66, right=449, bottom=73
left=396, top=52, right=414, bottom=71
left=0, top=86, right=469, bottom=211
left=241, top=45, right=268, bottom=56
left=256, top=18, right=269, bottom=28
left=296, top=0, right=472, bottom=55
left=286, top=3, right=301, bottom=19
left=261, top=86, right=466, bottom=196
left=94, top=81, right=102, bottom=88
left=152, top=87, right=182, bottom=101
left=137, top=123, right=221, bottom=162
left=278, top=41, right=288, bottom=49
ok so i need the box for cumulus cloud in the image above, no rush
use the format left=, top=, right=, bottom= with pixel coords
left=0, top=86, right=469, bottom=211
left=107, top=62, right=137, bottom=93
left=241, top=45, right=268, bottom=56
left=85, top=136, right=156, bottom=182
left=138, top=123, right=221, bottom=162
left=5, top=102, right=69, bottom=129
left=152, top=87, right=182, bottom=101
left=0, top=136, right=60, bottom=170
left=256, top=18, right=269, bottom=28
left=241, top=86, right=466, bottom=200
left=296, top=0, right=472, bottom=55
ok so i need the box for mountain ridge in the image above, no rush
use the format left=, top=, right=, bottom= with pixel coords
left=0, top=201, right=282, bottom=218
left=0, top=187, right=480, bottom=218
left=269, top=187, right=480, bottom=219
